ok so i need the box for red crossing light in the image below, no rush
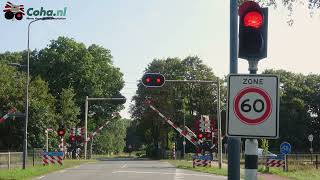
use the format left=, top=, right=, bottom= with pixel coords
left=57, top=129, right=66, bottom=137
left=197, top=133, right=203, bottom=139
left=141, top=73, right=165, bottom=87
left=70, top=136, right=76, bottom=142
left=244, top=11, right=263, bottom=28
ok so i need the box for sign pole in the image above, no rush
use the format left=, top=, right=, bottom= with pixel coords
left=84, top=96, right=88, bottom=160
left=228, top=0, right=241, bottom=179
left=45, top=130, right=48, bottom=152
left=245, top=139, right=258, bottom=180
left=217, top=80, right=223, bottom=169
left=245, top=60, right=259, bottom=180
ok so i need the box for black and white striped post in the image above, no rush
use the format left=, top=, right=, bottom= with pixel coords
left=245, top=139, right=258, bottom=180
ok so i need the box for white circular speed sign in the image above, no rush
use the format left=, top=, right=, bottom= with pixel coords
left=308, top=134, right=313, bottom=142
left=233, top=87, right=272, bottom=125
left=227, top=74, right=279, bottom=138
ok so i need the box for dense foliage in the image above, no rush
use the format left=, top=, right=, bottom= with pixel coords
left=130, top=58, right=320, bottom=155
left=0, top=37, right=127, bottom=154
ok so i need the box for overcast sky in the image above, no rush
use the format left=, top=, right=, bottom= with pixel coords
left=1, top=0, right=319, bottom=119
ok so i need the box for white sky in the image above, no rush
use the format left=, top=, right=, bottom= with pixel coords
left=0, top=0, right=319, bottom=119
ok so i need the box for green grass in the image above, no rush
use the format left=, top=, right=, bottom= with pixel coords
left=0, top=159, right=95, bottom=180
left=166, top=160, right=228, bottom=177
left=258, top=165, right=320, bottom=180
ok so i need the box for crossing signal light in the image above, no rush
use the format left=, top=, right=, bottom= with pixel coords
left=70, top=136, right=76, bottom=142
left=238, top=1, right=268, bottom=60
left=141, top=73, right=165, bottom=87
left=197, top=133, right=203, bottom=139
left=57, top=128, right=66, bottom=137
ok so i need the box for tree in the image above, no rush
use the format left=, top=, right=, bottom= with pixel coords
left=0, top=62, right=25, bottom=150
left=263, top=69, right=316, bottom=152
left=0, top=37, right=125, bottom=152
left=238, top=0, right=320, bottom=26
left=28, top=76, right=58, bottom=149
left=31, top=36, right=125, bottom=136
left=93, top=118, right=130, bottom=154
left=58, top=87, right=80, bottom=129
left=130, top=56, right=223, bottom=157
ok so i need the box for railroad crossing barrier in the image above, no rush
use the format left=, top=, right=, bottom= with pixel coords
left=42, top=152, right=64, bottom=166
left=266, top=159, right=285, bottom=167
left=193, top=159, right=211, bottom=167
left=192, top=154, right=212, bottom=167
left=0, top=108, right=17, bottom=123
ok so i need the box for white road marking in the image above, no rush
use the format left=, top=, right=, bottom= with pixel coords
left=121, top=164, right=127, bottom=168
left=112, top=170, right=220, bottom=177
left=174, top=169, right=184, bottom=180
left=73, top=165, right=80, bottom=169
left=36, top=176, right=45, bottom=179
left=60, top=170, right=67, bottom=173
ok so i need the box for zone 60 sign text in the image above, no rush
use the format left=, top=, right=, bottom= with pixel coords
left=227, top=74, right=279, bottom=138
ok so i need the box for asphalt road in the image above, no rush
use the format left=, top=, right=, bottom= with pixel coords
left=34, top=158, right=227, bottom=180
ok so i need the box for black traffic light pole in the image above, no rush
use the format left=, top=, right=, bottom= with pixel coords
left=229, top=0, right=241, bottom=179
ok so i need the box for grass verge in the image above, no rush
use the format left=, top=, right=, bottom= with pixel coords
left=0, top=159, right=95, bottom=180
left=166, top=160, right=228, bottom=177
left=258, top=166, right=320, bottom=180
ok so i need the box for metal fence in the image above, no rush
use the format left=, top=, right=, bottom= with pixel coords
left=0, top=152, right=22, bottom=169
left=0, top=149, right=43, bottom=169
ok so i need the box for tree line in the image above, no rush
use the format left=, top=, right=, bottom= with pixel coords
left=0, top=37, right=128, bottom=154
left=129, top=58, right=320, bottom=156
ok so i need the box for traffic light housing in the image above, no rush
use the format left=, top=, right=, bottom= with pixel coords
left=57, top=128, right=66, bottom=137
left=141, top=73, right=165, bottom=87
left=238, top=1, right=268, bottom=60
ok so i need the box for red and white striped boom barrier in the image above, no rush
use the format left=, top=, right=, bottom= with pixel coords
left=0, top=107, right=17, bottom=123
left=86, top=121, right=111, bottom=142
left=145, top=100, right=199, bottom=146
left=266, top=159, right=285, bottom=167
left=193, top=159, right=211, bottom=167
left=42, top=152, right=64, bottom=165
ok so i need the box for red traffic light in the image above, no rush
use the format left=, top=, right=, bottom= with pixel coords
left=141, top=73, right=165, bottom=87
left=197, top=133, right=203, bottom=139
left=244, top=11, right=263, bottom=28
left=70, top=136, right=76, bottom=141
left=238, top=0, right=268, bottom=60
left=57, top=129, right=65, bottom=137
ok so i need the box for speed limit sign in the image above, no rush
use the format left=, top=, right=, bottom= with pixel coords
left=227, top=74, right=279, bottom=138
